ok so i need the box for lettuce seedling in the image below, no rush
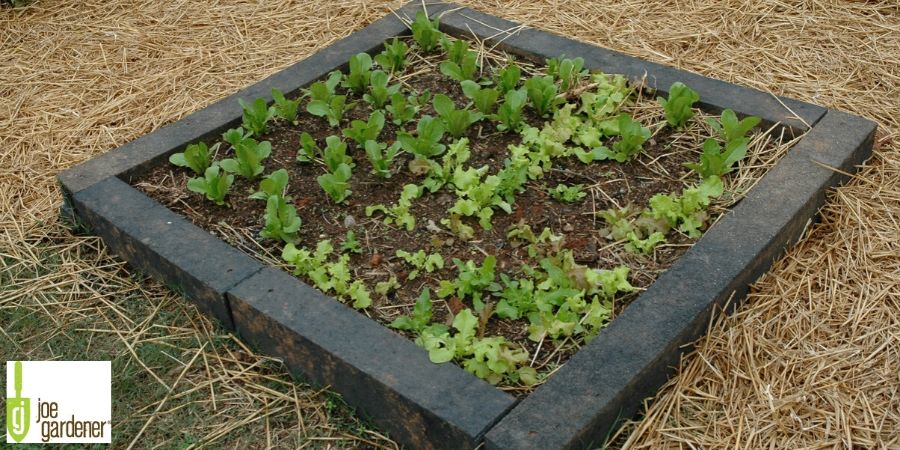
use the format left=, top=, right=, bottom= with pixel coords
left=249, top=168, right=289, bottom=200
left=307, top=94, right=354, bottom=127
left=282, top=240, right=371, bottom=309
left=365, top=140, right=401, bottom=178
left=390, top=289, right=433, bottom=332
left=375, top=276, right=401, bottom=296
left=398, top=115, right=446, bottom=160
left=322, top=135, right=353, bottom=172
left=658, top=81, right=700, bottom=128
left=548, top=183, right=586, bottom=203
left=422, top=137, right=471, bottom=192
left=685, top=137, right=748, bottom=179
left=647, top=176, right=723, bottom=237
left=385, top=92, right=417, bottom=125
left=494, top=64, right=521, bottom=94
left=708, top=108, right=761, bottom=143
left=365, top=183, right=421, bottom=231
left=496, top=88, right=528, bottom=132
left=440, top=50, right=478, bottom=82
left=306, top=71, right=343, bottom=103
left=460, top=80, right=500, bottom=115
left=547, top=56, right=586, bottom=91
left=341, top=230, right=362, bottom=254
left=169, top=142, right=214, bottom=175
left=363, top=70, right=401, bottom=108
left=271, top=88, right=300, bottom=124
left=410, top=10, right=442, bottom=52
left=441, top=38, right=470, bottom=65
left=596, top=114, right=651, bottom=162
left=220, top=134, right=272, bottom=179
left=296, top=132, right=319, bottom=163
left=525, top=75, right=560, bottom=117
left=317, top=163, right=352, bottom=203
left=396, top=249, right=445, bottom=280
left=187, top=164, right=233, bottom=206
left=375, top=37, right=408, bottom=73
left=433, top=94, right=482, bottom=138
left=438, top=256, right=500, bottom=312
left=260, top=194, right=302, bottom=244
left=342, top=110, right=385, bottom=146
left=343, top=53, right=373, bottom=95
left=238, top=97, right=275, bottom=136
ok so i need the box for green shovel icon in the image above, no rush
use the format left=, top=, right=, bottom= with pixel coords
left=6, top=361, right=30, bottom=442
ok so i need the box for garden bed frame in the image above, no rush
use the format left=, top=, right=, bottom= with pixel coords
left=58, top=2, right=875, bottom=449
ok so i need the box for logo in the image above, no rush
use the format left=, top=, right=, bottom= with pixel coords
left=5, top=361, right=111, bottom=444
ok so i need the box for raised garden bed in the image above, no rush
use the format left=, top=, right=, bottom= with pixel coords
left=58, top=2, right=875, bottom=449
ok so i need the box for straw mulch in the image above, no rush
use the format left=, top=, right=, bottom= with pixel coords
left=1, top=0, right=897, bottom=448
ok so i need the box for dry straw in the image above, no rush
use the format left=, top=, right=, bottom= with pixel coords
left=1, top=0, right=898, bottom=448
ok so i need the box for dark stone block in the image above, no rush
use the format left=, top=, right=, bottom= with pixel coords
left=70, top=177, right=264, bottom=329
left=227, top=267, right=516, bottom=450
left=484, top=109, right=875, bottom=450
left=437, top=6, right=826, bottom=134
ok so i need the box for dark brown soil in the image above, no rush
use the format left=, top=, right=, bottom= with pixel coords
left=131, top=44, right=724, bottom=391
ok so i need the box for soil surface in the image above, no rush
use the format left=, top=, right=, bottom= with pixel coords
left=131, top=41, right=766, bottom=393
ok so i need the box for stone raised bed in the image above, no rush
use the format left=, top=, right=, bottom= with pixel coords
left=58, top=2, right=875, bottom=449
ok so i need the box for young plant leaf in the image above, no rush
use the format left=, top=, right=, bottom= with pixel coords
left=342, top=110, right=385, bottom=146
left=317, top=163, right=353, bottom=203
left=410, top=10, right=442, bottom=52
left=494, top=64, right=521, bottom=94
left=344, top=52, right=373, bottom=95
left=657, top=81, right=700, bottom=129
left=271, top=88, right=300, bottom=124
left=432, top=94, right=482, bottom=138
left=249, top=168, right=289, bottom=200
left=708, top=108, right=761, bottom=143
left=496, top=88, right=528, bottom=132
left=296, top=132, right=320, bottom=163
left=365, top=140, right=401, bottom=178
left=186, top=164, right=233, bottom=206
left=260, top=194, right=302, bottom=244
left=398, top=115, right=446, bottom=160
left=374, top=37, right=408, bottom=73
left=238, top=97, right=275, bottom=136
left=460, top=80, right=500, bottom=115
left=524, top=75, right=560, bottom=117
left=385, top=92, right=418, bottom=125
left=169, top=142, right=213, bottom=175
left=363, top=70, right=401, bottom=108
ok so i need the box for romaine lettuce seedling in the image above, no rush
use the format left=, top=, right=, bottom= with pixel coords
left=238, top=97, right=275, bottom=136
left=460, top=80, right=500, bottom=115
left=322, top=135, right=352, bottom=172
left=385, top=92, right=417, bottom=125
left=186, top=164, right=233, bottom=206
left=390, top=289, right=433, bottom=332
left=441, top=38, right=470, bottom=66
left=282, top=240, right=371, bottom=309
left=547, top=56, right=586, bottom=91
left=363, top=70, right=401, bottom=108
left=496, top=88, right=528, bottom=132
left=365, top=140, right=401, bottom=178
left=708, top=108, right=761, bottom=143
left=296, top=132, right=319, bottom=163
left=169, top=142, right=214, bottom=175
left=374, top=37, right=408, bottom=73
left=306, top=71, right=342, bottom=103
left=307, top=94, right=354, bottom=127
left=317, top=163, right=352, bottom=204
left=596, top=114, right=651, bottom=162
left=220, top=134, right=272, bottom=179
left=440, top=50, right=478, bottom=82
left=658, top=81, right=700, bottom=128
left=433, top=94, right=482, bottom=138
left=260, top=194, right=302, bottom=244
left=525, top=75, right=560, bottom=117
left=548, top=183, right=586, bottom=203
left=271, top=88, right=300, bottom=124
left=410, top=10, right=442, bottom=52
left=494, top=64, right=521, bottom=94
left=249, top=168, right=289, bottom=200
left=343, top=52, right=373, bottom=95
left=342, top=110, right=385, bottom=146
left=398, top=115, right=446, bottom=160
left=685, top=137, right=748, bottom=179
